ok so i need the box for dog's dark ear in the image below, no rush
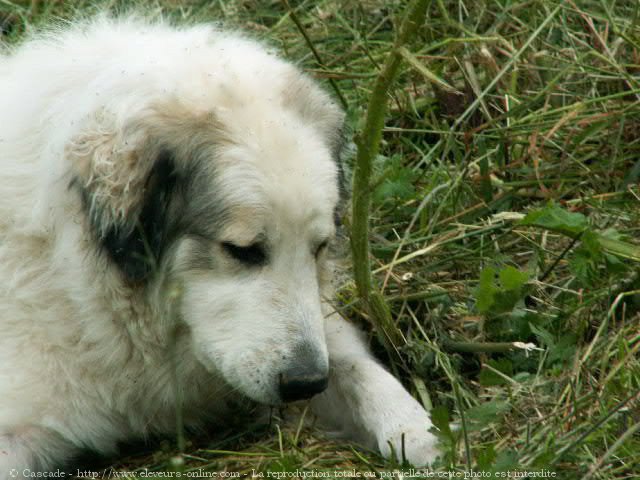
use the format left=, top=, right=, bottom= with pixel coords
left=67, top=111, right=185, bottom=282
left=99, top=151, right=183, bottom=281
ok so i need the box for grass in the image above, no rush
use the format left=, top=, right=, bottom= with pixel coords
left=2, top=0, right=640, bottom=478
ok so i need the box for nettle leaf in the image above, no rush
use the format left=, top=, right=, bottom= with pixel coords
left=476, top=444, right=497, bottom=471
left=475, top=265, right=530, bottom=316
left=430, top=405, right=457, bottom=465
left=569, top=230, right=603, bottom=286
left=372, top=155, right=418, bottom=204
left=522, top=204, right=640, bottom=265
left=604, top=253, right=627, bottom=272
left=374, top=170, right=416, bottom=201
left=520, top=202, right=588, bottom=237
left=492, top=449, right=520, bottom=472
left=499, top=265, right=529, bottom=291
left=476, top=267, right=498, bottom=314
left=529, top=323, right=554, bottom=347
left=530, top=323, right=577, bottom=365
left=479, top=358, right=514, bottom=387
left=547, top=333, right=577, bottom=364
left=465, top=401, right=510, bottom=431
left=431, top=405, right=453, bottom=440
left=569, top=230, right=632, bottom=286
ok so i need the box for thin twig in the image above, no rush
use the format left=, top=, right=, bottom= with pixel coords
left=282, top=0, right=348, bottom=110
left=538, top=232, right=583, bottom=282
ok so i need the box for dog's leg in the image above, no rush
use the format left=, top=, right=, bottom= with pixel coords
left=0, top=427, right=75, bottom=479
left=310, top=314, right=440, bottom=466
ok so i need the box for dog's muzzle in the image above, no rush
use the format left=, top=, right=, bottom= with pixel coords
left=279, top=368, right=328, bottom=402
left=278, top=348, right=329, bottom=402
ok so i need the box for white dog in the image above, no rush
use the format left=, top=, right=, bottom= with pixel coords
left=0, top=17, right=439, bottom=474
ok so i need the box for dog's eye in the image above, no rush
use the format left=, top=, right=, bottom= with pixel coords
left=315, top=240, right=329, bottom=258
left=222, top=242, right=266, bottom=266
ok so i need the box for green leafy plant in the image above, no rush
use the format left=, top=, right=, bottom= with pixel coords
left=476, top=265, right=529, bottom=316
left=521, top=203, right=636, bottom=287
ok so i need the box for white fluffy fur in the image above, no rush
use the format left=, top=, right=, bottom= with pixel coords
left=0, top=18, right=439, bottom=475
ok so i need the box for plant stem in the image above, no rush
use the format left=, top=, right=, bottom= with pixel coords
left=350, top=0, right=429, bottom=357
left=443, top=340, right=532, bottom=354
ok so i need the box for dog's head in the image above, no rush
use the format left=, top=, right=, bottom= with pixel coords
left=66, top=52, right=345, bottom=405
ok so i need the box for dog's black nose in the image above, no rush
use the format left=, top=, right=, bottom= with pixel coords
left=279, top=367, right=329, bottom=402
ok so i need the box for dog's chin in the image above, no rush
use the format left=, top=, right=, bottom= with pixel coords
left=203, top=362, right=284, bottom=407
left=234, top=383, right=283, bottom=407
left=235, top=385, right=328, bottom=408
left=201, top=365, right=282, bottom=409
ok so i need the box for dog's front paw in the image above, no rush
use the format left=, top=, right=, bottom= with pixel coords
left=378, top=422, right=440, bottom=466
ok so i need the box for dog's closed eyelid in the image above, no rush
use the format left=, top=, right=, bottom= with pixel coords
left=314, top=239, right=330, bottom=257
left=221, top=241, right=267, bottom=266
